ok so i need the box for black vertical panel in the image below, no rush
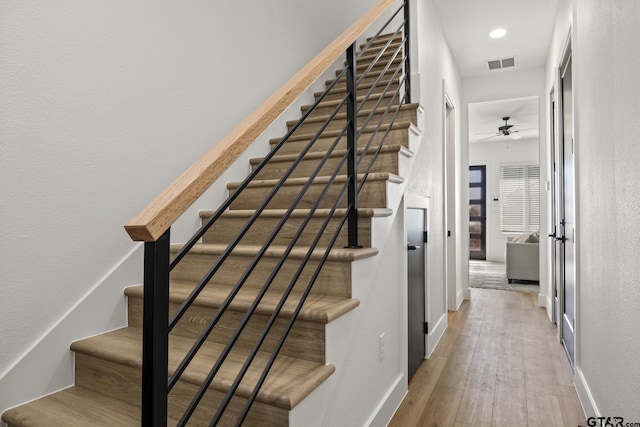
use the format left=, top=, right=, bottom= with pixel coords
left=469, top=165, right=487, bottom=260
left=407, top=208, right=426, bottom=380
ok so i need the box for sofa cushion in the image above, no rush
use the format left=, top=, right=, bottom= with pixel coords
left=511, top=231, right=539, bottom=243
left=525, top=231, right=539, bottom=243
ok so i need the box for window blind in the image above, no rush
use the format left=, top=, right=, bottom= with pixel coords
left=499, top=164, right=540, bottom=233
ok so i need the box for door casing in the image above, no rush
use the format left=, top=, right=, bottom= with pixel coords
left=555, top=35, right=576, bottom=368
left=444, top=91, right=457, bottom=310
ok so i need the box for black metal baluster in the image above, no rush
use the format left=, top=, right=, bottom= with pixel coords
left=141, top=228, right=170, bottom=426
left=136, top=3, right=415, bottom=424
left=345, top=43, right=361, bottom=249
left=403, top=0, right=411, bottom=103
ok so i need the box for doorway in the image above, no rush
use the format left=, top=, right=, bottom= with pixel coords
left=444, top=93, right=457, bottom=310
left=407, top=207, right=427, bottom=380
left=469, top=165, right=487, bottom=260
left=549, top=88, right=559, bottom=325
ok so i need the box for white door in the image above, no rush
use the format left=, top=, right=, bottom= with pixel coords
left=559, top=50, right=576, bottom=366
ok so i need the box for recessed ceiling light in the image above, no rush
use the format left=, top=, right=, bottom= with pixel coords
left=489, top=28, right=507, bottom=39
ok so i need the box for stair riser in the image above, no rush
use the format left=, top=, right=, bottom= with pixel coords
left=253, top=149, right=399, bottom=181
left=352, top=57, right=403, bottom=76
left=200, top=215, right=372, bottom=247
left=360, top=41, right=403, bottom=58
left=359, top=69, right=405, bottom=87
left=74, top=354, right=287, bottom=426
left=325, top=68, right=402, bottom=89
left=303, top=95, right=400, bottom=117
left=270, top=126, right=411, bottom=155
left=347, top=48, right=403, bottom=70
left=360, top=35, right=403, bottom=51
left=318, top=81, right=400, bottom=102
left=228, top=178, right=389, bottom=211
left=289, top=106, right=418, bottom=134
left=171, top=253, right=352, bottom=298
left=128, top=297, right=325, bottom=363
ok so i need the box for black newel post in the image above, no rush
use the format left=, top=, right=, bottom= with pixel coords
left=141, top=228, right=170, bottom=426
left=403, top=0, right=412, bottom=103
left=345, top=43, right=361, bottom=249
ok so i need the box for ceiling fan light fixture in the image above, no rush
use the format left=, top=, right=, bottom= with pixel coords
left=489, top=28, right=507, bottom=39
left=510, top=133, right=522, bottom=140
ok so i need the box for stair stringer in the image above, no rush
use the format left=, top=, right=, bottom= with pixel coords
left=0, top=47, right=353, bottom=427
left=288, top=109, right=424, bottom=427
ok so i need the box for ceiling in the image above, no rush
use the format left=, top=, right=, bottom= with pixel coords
left=431, top=0, right=558, bottom=144
left=431, top=0, right=559, bottom=78
left=468, top=96, right=539, bottom=143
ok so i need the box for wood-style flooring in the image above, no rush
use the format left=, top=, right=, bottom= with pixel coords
left=389, top=288, right=586, bottom=427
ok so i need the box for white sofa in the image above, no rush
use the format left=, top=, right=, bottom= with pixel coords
left=506, top=232, right=539, bottom=283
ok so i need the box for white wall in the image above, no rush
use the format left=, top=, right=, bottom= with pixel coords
left=550, top=0, right=640, bottom=419
left=0, top=0, right=389, bottom=411
left=462, top=68, right=548, bottom=304
left=469, top=137, right=539, bottom=261
left=407, top=0, right=463, bottom=326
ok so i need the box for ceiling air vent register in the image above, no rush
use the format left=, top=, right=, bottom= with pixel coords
left=488, top=57, right=515, bottom=70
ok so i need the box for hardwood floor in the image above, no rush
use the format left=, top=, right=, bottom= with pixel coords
left=389, top=288, right=587, bottom=427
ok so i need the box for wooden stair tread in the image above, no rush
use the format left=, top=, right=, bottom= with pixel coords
left=325, top=67, right=401, bottom=86
left=357, top=42, right=403, bottom=61
left=349, top=56, right=402, bottom=73
left=0, top=386, right=161, bottom=427
left=199, top=207, right=393, bottom=219
left=363, top=33, right=402, bottom=45
left=227, top=172, right=404, bottom=189
left=285, top=102, right=419, bottom=127
left=126, top=281, right=359, bottom=324
left=169, top=242, right=379, bottom=262
left=313, top=77, right=399, bottom=98
left=249, top=144, right=410, bottom=166
left=300, top=91, right=399, bottom=113
left=270, top=121, right=412, bottom=144
left=70, top=327, right=335, bottom=410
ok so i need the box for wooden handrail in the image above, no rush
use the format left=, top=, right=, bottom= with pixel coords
left=124, top=0, right=395, bottom=242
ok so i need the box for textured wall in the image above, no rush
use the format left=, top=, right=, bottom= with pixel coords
left=408, top=0, right=462, bottom=324
left=0, top=0, right=384, bottom=390
left=572, top=0, right=640, bottom=419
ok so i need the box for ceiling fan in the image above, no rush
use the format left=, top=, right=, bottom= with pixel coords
left=478, top=116, right=533, bottom=141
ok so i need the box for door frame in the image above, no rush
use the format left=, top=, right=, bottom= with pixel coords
left=549, top=86, right=559, bottom=326
left=443, top=86, right=458, bottom=311
left=554, top=31, right=577, bottom=366
left=469, top=165, right=487, bottom=260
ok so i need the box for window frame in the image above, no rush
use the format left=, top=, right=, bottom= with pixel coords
left=499, top=163, right=540, bottom=234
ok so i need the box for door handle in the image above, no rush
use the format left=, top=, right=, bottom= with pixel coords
left=555, top=235, right=567, bottom=243
left=548, top=232, right=556, bottom=238
left=407, top=243, right=420, bottom=251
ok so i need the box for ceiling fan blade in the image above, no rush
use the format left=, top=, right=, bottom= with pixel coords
left=478, top=134, right=500, bottom=142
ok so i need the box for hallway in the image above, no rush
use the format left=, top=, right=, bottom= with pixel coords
left=390, top=288, right=586, bottom=426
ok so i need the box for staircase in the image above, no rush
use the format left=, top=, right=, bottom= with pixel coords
left=3, top=32, right=420, bottom=426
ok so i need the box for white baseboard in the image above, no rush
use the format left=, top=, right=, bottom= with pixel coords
left=545, top=295, right=554, bottom=321
left=366, top=374, right=407, bottom=427
left=538, top=293, right=548, bottom=307
left=428, top=312, right=448, bottom=357
left=575, top=366, right=599, bottom=418
left=456, top=289, right=465, bottom=309
left=462, top=287, right=471, bottom=300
